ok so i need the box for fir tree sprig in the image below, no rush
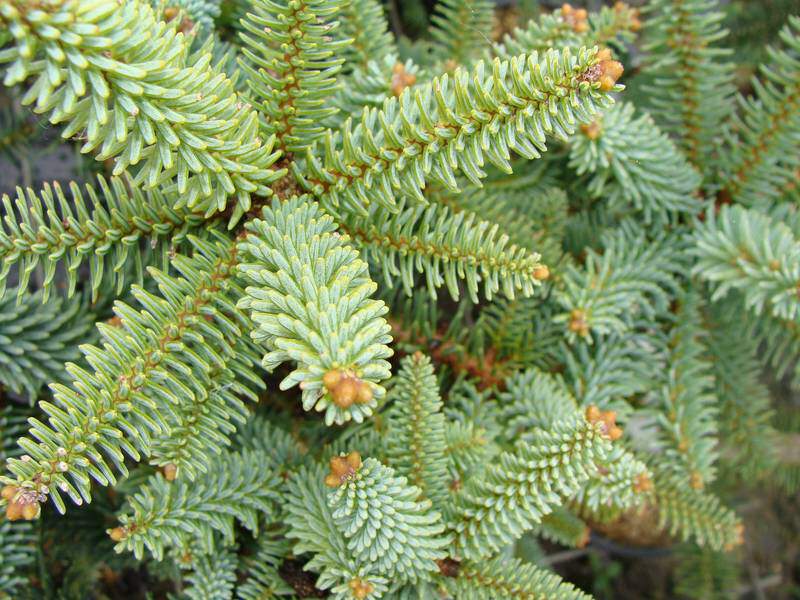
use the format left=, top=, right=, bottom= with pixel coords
left=237, top=196, right=393, bottom=426
left=109, top=449, right=280, bottom=560
left=238, top=0, right=349, bottom=155
left=338, top=197, right=549, bottom=302
left=0, top=175, right=205, bottom=301
left=0, top=0, right=282, bottom=223
left=297, top=46, right=623, bottom=214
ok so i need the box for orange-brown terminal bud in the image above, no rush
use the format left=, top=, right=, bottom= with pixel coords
left=391, top=62, right=416, bottom=97
left=163, top=463, right=178, bottom=482
left=1, top=485, right=17, bottom=501
left=109, top=527, right=127, bottom=542
left=533, top=265, right=550, bottom=281
left=561, top=3, right=589, bottom=33
left=581, top=121, right=602, bottom=140
left=568, top=309, right=590, bottom=337
left=323, top=369, right=374, bottom=408
left=586, top=405, right=623, bottom=440
left=633, top=472, right=653, bottom=493
left=324, top=451, right=363, bottom=487
left=349, top=578, right=375, bottom=599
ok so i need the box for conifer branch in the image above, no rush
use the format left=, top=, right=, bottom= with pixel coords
left=650, top=290, right=718, bottom=489
left=327, top=454, right=450, bottom=581
left=443, top=555, right=592, bottom=600
left=385, top=352, right=449, bottom=510
left=652, top=470, right=744, bottom=551
left=338, top=198, right=548, bottom=303
left=429, top=0, right=494, bottom=66
left=298, top=47, right=622, bottom=214
left=556, top=225, right=682, bottom=340
left=693, top=204, right=800, bottom=322
left=724, top=17, right=800, bottom=204
left=0, top=176, right=205, bottom=301
left=337, top=0, right=395, bottom=71
left=642, top=0, right=735, bottom=167
left=1, top=232, right=262, bottom=514
left=110, top=449, right=280, bottom=560
left=450, top=409, right=616, bottom=559
left=0, top=0, right=282, bottom=223
left=0, top=289, right=96, bottom=400
left=237, top=196, right=393, bottom=426
left=569, top=101, right=702, bottom=223
left=238, top=0, right=349, bottom=156
left=285, top=464, right=389, bottom=597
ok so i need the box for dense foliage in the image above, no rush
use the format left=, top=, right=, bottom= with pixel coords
left=0, top=0, right=798, bottom=598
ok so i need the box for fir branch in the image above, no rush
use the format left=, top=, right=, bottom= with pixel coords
left=569, top=102, right=702, bottom=223
left=429, top=0, right=495, bottom=66
left=236, top=533, right=295, bottom=600
left=284, top=464, right=388, bottom=598
left=450, top=409, right=616, bottom=559
left=574, top=444, right=651, bottom=516
left=497, top=367, right=578, bottom=443
left=337, top=197, right=548, bottom=303
left=2, top=231, right=263, bottom=514
left=0, top=289, right=96, bottom=401
left=327, top=454, right=450, bottom=582
left=110, top=449, right=280, bottom=560
left=642, top=0, right=735, bottom=168
left=0, top=176, right=205, bottom=301
left=183, top=546, right=238, bottom=600
left=693, top=204, right=800, bottom=322
left=650, top=290, right=719, bottom=489
left=653, top=469, right=744, bottom=551
left=705, top=302, right=777, bottom=479
left=297, top=47, right=622, bottom=214
left=556, top=224, right=683, bottom=340
left=0, top=0, right=282, bottom=223
left=532, top=506, right=590, bottom=549
left=442, top=555, right=592, bottom=600
left=237, top=196, right=393, bottom=426
left=384, top=352, right=449, bottom=510
left=724, top=16, right=800, bottom=204
left=337, top=0, right=395, bottom=71
left=497, top=2, right=640, bottom=58
left=238, top=0, right=348, bottom=155
left=564, top=330, right=658, bottom=416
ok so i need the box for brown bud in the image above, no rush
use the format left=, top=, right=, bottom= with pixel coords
left=163, top=463, right=178, bottom=482
left=109, top=527, right=127, bottom=542
left=1, top=485, right=17, bottom=501
left=325, top=451, right=362, bottom=487
left=585, top=405, right=623, bottom=441
left=596, top=48, right=613, bottom=62
left=574, top=20, right=589, bottom=33
left=355, top=381, right=373, bottom=405
left=634, top=472, right=653, bottom=493
left=391, top=63, right=416, bottom=97
left=561, top=3, right=574, bottom=16
left=163, top=6, right=179, bottom=20
left=21, top=502, right=40, bottom=520
left=5, top=502, right=24, bottom=521
left=581, top=121, right=602, bottom=140
left=533, top=265, right=550, bottom=281
left=322, top=369, right=344, bottom=390
left=603, top=60, right=625, bottom=82
left=689, top=471, right=704, bottom=490
left=599, top=75, right=616, bottom=92
left=331, top=378, right=359, bottom=408
left=349, top=578, right=374, bottom=599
